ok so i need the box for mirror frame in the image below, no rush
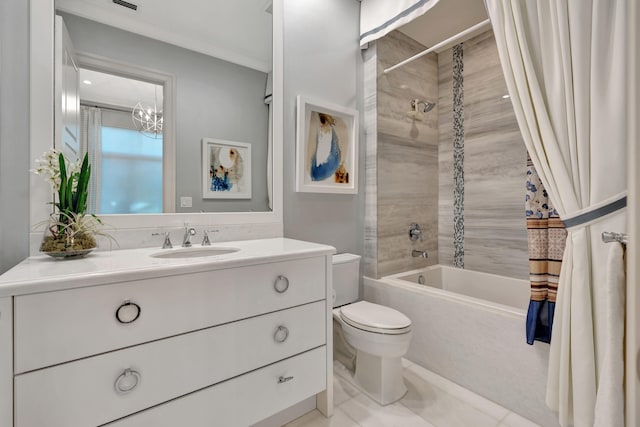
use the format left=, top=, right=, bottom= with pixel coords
left=29, top=0, right=283, bottom=236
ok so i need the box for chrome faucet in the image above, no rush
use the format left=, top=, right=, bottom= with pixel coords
left=182, top=227, right=196, bottom=247
left=201, top=229, right=219, bottom=246
left=202, top=230, right=211, bottom=246
left=412, top=250, right=428, bottom=258
left=152, top=231, right=173, bottom=249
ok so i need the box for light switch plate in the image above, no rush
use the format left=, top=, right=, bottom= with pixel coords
left=180, top=197, right=192, bottom=208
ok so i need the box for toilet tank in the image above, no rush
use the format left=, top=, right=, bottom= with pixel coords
left=332, top=253, right=361, bottom=308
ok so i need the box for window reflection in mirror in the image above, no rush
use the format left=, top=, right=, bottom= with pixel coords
left=99, top=125, right=163, bottom=214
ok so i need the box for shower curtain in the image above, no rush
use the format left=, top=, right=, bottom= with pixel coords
left=359, top=0, right=439, bottom=47
left=525, top=156, right=566, bottom=345
left=486, top=1, right=628, bottom=426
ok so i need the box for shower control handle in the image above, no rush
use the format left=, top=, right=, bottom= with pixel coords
left=409, top=223, right=423, bottom=242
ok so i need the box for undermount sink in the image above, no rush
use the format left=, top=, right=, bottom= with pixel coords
left=150, top=246, right=240, bottom=259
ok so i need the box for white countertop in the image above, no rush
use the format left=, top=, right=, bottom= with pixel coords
left=0, top=238, right=336, bottom=297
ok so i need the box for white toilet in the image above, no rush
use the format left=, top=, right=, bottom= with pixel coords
left=332, top=253, right=412, bottom=405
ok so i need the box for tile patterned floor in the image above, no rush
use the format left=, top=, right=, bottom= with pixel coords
left=285, top=360, right=540, bottom=427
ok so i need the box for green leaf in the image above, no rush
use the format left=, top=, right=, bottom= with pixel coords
left=58, top=152, right=67, bottom=178
left=58, top=153, right=68, bottom=211
left=66, top=178, right=73, bottom=212
left=91, top=213, right=103, bottom=225
left=76, top=154, right=90, bottom=214
left=59, top=178, right=67, bottom=211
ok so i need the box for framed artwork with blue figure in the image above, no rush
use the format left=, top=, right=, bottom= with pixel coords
left=296, top=96, right=358, bottom=194
left=202, top=138, right=252, bottom=199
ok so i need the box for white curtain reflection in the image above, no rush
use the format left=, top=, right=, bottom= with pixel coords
left=80, top=106, right=102, bottom=214
left=265, top=72, right=273, bottom=210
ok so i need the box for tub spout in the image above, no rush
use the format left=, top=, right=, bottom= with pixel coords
left=412, top=250, right=428, bottom=258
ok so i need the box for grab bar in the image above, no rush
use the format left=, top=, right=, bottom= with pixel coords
left=602, top=231, right=628, bottom=245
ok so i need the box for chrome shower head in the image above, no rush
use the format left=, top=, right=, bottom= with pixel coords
left=422, top=101, right=435, bottom=113
left=411, top=99, right=436, bottom=114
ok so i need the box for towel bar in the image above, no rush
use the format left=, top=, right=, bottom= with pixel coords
left=602, top=231, right=628, bottom=245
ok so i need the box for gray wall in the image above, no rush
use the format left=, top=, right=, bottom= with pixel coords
left=61, top=13, right=270, bottom=213
left=0, top=0, right=30, bottom=274
left=374, top=31, right=439, bottom=278
left=282, top=0, right=364, bottom=256
left=438, top=30, right=528, bottom=279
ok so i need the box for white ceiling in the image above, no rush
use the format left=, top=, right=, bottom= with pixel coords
left=56, top=0, right=273, bottom=72
left=79, top=68, right=162, bottom=110
left=398, top=0, right=489, bottom=52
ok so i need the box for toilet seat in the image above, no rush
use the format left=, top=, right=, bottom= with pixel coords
left=340, top=301, right=411, bottom=335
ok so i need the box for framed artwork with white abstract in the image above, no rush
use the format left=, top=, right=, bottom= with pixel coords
left=202, top=138, right=251, bottom=199
left=295, top=96, right=358, bottom=194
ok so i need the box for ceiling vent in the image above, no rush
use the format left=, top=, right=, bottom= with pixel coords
left=112, top=0, right=138, bottom=11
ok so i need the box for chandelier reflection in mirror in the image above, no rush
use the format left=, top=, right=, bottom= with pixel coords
left=132, top=87, right=163, bottom=138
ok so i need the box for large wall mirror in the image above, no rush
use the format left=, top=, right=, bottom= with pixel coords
left=30, top=0, right=283, bottom=233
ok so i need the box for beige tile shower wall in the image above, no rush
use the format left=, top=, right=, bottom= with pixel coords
left=376, top=31, right=439, bottom=278
left=363, top=44, right=378, bottom=279
left=438, top=30, right=529, bottom=280
left=438, top=45, right=455, bottom=269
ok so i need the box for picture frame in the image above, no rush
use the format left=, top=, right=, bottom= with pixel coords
left=296, top=95, right=358, bottom=194
left=202, top=138, right=252, bottom=199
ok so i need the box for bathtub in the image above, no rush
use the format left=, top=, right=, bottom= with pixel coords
left=386, top=265, right=530, bottom=313
left=364, top=265, right=559, bottom=427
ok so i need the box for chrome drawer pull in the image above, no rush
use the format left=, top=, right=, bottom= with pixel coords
left=278, top=375, right=294, bottom=384
left=115, top=369, right=141, bottom=394
left=116, top=300, right=141, bottom=324
left=273, top=275, right=290, bottom=293
left=273, top=325, right=289, bottom=343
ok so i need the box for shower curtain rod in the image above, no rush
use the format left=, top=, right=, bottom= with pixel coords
left=80, top=101, right=132, bottom=114
left=383, top=19, right=491, bottom=74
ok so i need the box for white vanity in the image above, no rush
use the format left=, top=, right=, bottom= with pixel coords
left=0, top=238, right=334, bottom=427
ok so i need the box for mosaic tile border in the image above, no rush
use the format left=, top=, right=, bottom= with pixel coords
left=452, top=43, right=464, bottom=268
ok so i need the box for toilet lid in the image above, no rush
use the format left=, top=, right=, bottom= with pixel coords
left=340, top=301, right=411, bottom=334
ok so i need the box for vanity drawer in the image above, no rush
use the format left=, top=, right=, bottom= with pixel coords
left=14, top=256, right=326, bottom=373
left=14, top=301, right=326, bottom=427
left=106, top=346, right=326, bottom=427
